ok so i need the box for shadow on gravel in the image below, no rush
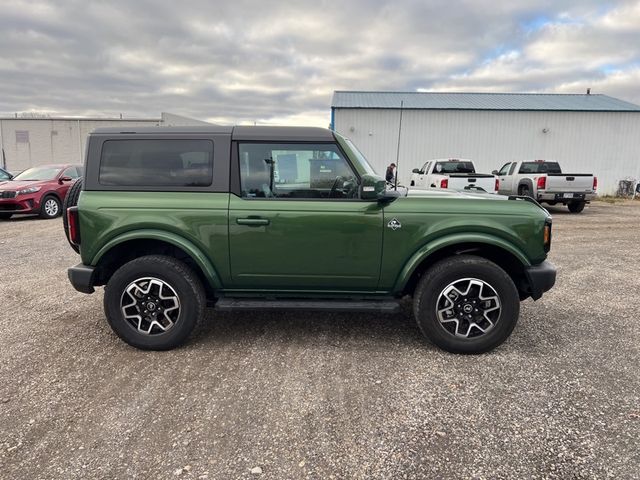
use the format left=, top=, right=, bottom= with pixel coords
left=1, top=215, right=60, bottom=222
left=196, top=309, right=427, bottom=349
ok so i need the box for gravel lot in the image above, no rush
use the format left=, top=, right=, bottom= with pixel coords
left=1, top=200, right=639, bottom=479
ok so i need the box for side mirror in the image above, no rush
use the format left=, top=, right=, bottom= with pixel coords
left=59, top=176, right=73, bottom=183
left=412, top=168, right=420, bottom=174
left=360, top=174, right=402, bottom=202
left=491, top=170, right=499, bottom=175
left=360, top=174, right=386, bottom=200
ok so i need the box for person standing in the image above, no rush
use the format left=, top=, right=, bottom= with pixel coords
left=385, top=163, right=396, bottom=183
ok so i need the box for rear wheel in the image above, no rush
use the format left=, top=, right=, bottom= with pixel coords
left=518, top=184, right=532, bottom=198
left=413, top=255, right=520, bottom=354
left=567, top=201, right=586, bottom=213
left=104, top=255, right=206, bottom=350
left=0, top=213, right=12, bottom=220
left=39, top=195, right=61, bottom=219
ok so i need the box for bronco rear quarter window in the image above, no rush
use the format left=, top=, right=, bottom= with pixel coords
left=99, top=139, right=214, bottom=187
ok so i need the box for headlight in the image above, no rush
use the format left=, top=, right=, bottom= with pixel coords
left=17, top=186, right=41, bottom=195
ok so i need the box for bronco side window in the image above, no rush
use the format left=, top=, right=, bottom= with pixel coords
left=238, top=143, right=358, bottom=199
left=99, top=139, right=213, bottom=187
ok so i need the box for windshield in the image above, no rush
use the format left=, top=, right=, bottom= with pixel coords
left=338, top=136, right=377, bottom=176
left=13, top=166, right=61, bottom=181
left=434, top=161, right=475, bottom=174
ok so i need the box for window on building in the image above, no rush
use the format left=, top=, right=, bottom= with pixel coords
left=238, top=143, right=358, bottom=199
left=99, top=139, right=213, bottom=187
left=15, top=130, right=29, bottom=143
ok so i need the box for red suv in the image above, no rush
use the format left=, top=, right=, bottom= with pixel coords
left=0, top=164, right=83, bottom=220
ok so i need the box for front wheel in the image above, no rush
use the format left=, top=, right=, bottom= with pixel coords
left=413, top=255, right=520, bottom=354
left=40, top=195, right=61, bottom=219
left=567, top=201, right=586, bottom=213
left=104, top=255, right=206, bottom=350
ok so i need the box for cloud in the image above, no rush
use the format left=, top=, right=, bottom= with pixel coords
left=0, top=0, right=639, bottom=126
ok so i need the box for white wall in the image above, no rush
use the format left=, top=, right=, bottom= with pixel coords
left=0, top=118, right=159, bottom=172
left=334, top=108, right=640, bottom=195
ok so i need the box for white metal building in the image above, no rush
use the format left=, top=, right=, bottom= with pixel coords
left=331, top=91, right=640, bottom=195
left=0, top=112, right=209, bottom=173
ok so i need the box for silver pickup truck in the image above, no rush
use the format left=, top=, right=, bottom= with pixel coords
left=494, top=160, right=597, bottom=213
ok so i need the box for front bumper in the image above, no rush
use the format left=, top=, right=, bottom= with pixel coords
left=0, top=195, right=40, bottom=213
left=68, top=263, right=96, bottom=294
left=537, top=192, right=596, bottom=202
left=524, top=260, right=556, bottom=300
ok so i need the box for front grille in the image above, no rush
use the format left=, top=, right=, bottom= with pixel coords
left=0, top=191, right=17, bottom=199
left=0, top=204, right=22, bottom=211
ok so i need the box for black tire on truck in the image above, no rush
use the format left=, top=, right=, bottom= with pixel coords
left=567, top=201, right=586, bottom=213
left=413, top=255, right=520, bottom=354
left=518, top=184, right=533, bottom=198
left=63, top=178, right=83, bottom=253
left=103, top=255, right=206, bottom=350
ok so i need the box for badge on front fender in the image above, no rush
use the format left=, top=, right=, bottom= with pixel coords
left=387, top=218, right=402, bottom=230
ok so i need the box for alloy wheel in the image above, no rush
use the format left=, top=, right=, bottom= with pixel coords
left=120, top=277, right=181, bottom=335
left=436, top=278, right=501, bottom=338
left=44, top=198, right=59, bottom=217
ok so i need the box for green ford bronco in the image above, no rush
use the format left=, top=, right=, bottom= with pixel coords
left=64, top=126, right=556, bottom=354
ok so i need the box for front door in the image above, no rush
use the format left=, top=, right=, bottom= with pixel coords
left=228, top=142, right=383, bottom=291
left=497, top=162, right=513, bottom=194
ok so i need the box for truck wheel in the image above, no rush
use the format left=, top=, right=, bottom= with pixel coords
left=413, top=255, right=520, bottom=354
left=63, top=178, right=83, bottom=252
left=0, top=213, right=12, bottom=220
left=518, top=185, right=532, bottom=198
left=104, top=255, right=206, bottom=350
left=567, top=201, right=585, bottom=213
left=39, top=195, right=61, bottom=219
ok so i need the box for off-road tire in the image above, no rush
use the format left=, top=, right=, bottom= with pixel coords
left=39, top=195, right=61, bottom=219
left=413, top=255, right=520, bottom=354
left=567, top=201, right=586, bottom=213
left=63, top=178, right=83, bottom=252
left=104, top=255, right=206, bottom=350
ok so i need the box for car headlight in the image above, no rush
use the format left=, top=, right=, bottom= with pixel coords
left=17, top=186, right=41, bottom=195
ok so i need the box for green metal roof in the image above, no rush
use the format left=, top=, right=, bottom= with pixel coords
left=331, top=91, right=640, bottom=112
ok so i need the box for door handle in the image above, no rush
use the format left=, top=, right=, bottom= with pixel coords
left=236, top=217, right=270, bottom=226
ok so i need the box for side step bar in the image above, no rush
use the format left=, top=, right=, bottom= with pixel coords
left=214, top=298, right=400, bottom=314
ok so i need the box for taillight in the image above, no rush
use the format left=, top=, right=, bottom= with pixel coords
left=495, top=178, right=500, bottom=191
left=543, top=220, right=552, bottom=252
left=537, top=176, right=546, bottom=190
left=593, top=177, right=598, bottom=191
left=440, top=178, right=448, bottom=189
left=67, top=206, right=81, bottom=246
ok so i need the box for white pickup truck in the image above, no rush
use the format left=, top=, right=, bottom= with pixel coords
left=410, top=159, right=498, bottom=194
left=494, top=160, right=597, bottom=213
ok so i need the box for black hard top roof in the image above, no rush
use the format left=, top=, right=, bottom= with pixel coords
left=91, top=125, right=335, bottom=142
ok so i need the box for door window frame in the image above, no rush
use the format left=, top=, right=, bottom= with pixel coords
left=230, top=140, right=368, bottom=202
left=497, top=162, right=512, bottom=176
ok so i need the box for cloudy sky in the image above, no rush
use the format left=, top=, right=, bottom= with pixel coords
left=1, top=0, right=639, bottom=126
